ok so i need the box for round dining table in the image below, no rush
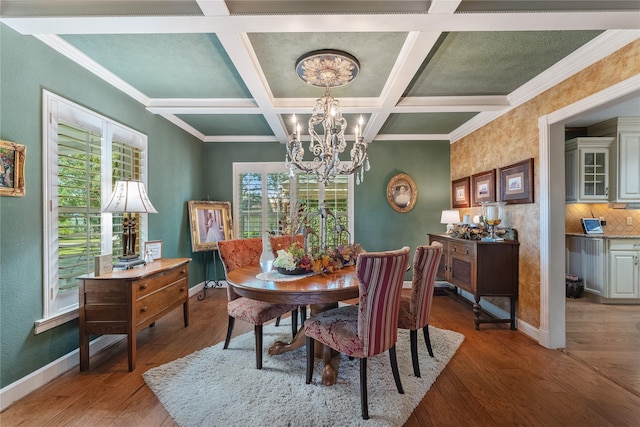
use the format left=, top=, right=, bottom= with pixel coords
left=225, top=264, right=359, bottom=386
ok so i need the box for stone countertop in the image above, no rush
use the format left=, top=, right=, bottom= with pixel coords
left=566, top=233, right=640, bottom=239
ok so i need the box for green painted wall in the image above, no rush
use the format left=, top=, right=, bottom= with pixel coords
left=202, top=139, right=451, bottom=279
left=0, top=24, right=205, bottom=387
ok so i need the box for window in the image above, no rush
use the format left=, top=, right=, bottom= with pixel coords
left=40, top=90, right=149, bottom=331
left=232, top=163, right=354, bottom=249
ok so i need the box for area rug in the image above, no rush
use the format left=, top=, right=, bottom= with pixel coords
left=143, top=319, right=464, bottom=426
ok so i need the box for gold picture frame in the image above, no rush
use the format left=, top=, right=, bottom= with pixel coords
left=0, top=140, right=26, bottom=197
left=188, top=201, right=233, bottom=252
left=387, top=173, right=417, bottom=213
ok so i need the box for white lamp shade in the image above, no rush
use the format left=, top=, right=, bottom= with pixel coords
left=103, top=180, right=158, bottom=214
left=440, top=210, right=460, bottom=224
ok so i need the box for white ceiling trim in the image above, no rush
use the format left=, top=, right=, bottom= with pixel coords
left=374, top=134, right=450, bottom=142
left=429, top=0, right=463, bottom=15
left=147, top=98, right=258, bottom=108
left=34, top=34, right=150, bottom=106
left=4, top=11, right=639, bottom=35
left=449, top=30, right=640, bottom=143
left=204, top=135, right=278, bottom=143
left=159, top=114, right=206, bottom=141
left=396, top=96, right=510, bottom=112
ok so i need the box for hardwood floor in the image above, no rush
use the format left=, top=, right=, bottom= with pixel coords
left=2, top=288, right=639, bottom=426
left=564, top=294, right=640, bottom=397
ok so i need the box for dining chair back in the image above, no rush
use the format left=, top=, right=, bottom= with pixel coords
left=269, top=234, right=305, bottom=257
left=217, top=238, right=298, bottom=369
left=304, top=246, right=410, bottom=420
left=397, top=244, right=443, bottom=377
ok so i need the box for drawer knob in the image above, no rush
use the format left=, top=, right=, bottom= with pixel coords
left=453, top=247, right=457, bottom=252
left=141, top=306, right=148, bottom=312
left=180, top=269, right=186, bottom=274
left=180, top=286, right=186, bottom=292
left=465, top=249, right=469, bottom=255
left=140, top=283, right=147, bottom=290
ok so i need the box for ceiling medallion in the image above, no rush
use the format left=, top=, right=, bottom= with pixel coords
left=295, top=49, right=360, bottom=88
left=287, top=50, right=370, bottom=185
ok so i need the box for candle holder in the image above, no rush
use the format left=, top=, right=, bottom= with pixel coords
left=481, top=202, right=505, bottom=241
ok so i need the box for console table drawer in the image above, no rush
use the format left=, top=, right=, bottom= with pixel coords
left=133, top=266, right=188, bottom=297
left=135, top=278, right=188, bottom=327
left=450, top=240, right=475, bottom=257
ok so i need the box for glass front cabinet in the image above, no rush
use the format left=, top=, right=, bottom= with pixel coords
left=565, top=137, right=614, bottom=203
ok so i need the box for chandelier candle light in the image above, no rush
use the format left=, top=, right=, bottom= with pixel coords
left=286, top=50, right=370, bottom=185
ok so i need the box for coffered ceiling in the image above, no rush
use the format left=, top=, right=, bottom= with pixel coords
left=1, top=1, right=639, bottom=144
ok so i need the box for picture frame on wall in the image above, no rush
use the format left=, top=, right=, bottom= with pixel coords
left=471, top=169, right=496, bottom=206
left=187, top=200, right=233, bottom=252
left=386, top=173, right=418, bottom=213
left=498, top=158, right=534, bottom=204
left=0, top=140, right=26, bottom=197
left=451, top=176, right=470, bottom=208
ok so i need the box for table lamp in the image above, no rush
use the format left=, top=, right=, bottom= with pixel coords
left=440, top=210, right=460, bottom=234
left=103, top=179, right=158, bottom=269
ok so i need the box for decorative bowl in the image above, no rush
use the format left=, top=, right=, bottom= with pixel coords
left=276, top=267, right=309, bottom=275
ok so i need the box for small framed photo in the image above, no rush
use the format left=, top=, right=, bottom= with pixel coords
left=144, top=240, right=163, bottom=261
left=451, top=176, right=470, bottom=209
left=188, top=200, right=233, bottom=252
left=0, top=140, right=26, bottom=197
left=386, top=173, right=417, bottom=213
left=471, top=169, right=496, bottom=206
left=498, top=158, right=534, bottom=204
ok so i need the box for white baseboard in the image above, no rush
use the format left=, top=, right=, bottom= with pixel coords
left=0, top=283, right=211, bottom=412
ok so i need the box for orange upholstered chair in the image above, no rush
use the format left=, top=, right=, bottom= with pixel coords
left=304, top=246, right=410, bottom=420
left=269, top=234, right=305, bottom=257
left=397, top=244, right=443, bottom=377
left=217, top=237, right=299, bottom=369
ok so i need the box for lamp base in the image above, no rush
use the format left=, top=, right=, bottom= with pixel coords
left=114, top=255, right=146, bottom=270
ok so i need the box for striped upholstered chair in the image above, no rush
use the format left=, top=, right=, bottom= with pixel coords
left=397, top=244, right=443, bottom=377
left=304, top=246, right=410, bottom=420
left=217, top=237, right=299, bottom=369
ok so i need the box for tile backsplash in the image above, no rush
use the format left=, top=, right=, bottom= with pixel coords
left=566, top=203, right=640, bottom=234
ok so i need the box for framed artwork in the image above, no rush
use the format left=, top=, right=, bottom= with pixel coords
left=386, top=173, right=417, bottom=213
left=144, top=240, right=163, bottom=261
left=0, top=140, right=26, bottom=197
left=188, top=200, right=233, bottom=252
left=498, top=158, right=534, bottom=204
left=471, top=169, right=496, bottom=206
left=451, top=176, right=470, bottom=209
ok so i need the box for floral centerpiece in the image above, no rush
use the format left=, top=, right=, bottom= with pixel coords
left=273, top=242, right=364, bottom=275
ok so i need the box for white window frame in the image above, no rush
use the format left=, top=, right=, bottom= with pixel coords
left=38, top=90, right=149, bottom=333
left=232, top=162, right=355, bottom=241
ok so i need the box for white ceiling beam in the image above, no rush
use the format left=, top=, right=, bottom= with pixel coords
left=195, top=0, right=230, bottom=16
left=428, top=0, right=462, bottom=14
left=215, top=32, right=289, bottom=143
left=3, top=11, right=638, bottom=35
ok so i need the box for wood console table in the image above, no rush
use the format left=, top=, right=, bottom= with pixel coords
left=428, top=234, right=519, bottom=330
left=78, top=258, right=191, bottom=371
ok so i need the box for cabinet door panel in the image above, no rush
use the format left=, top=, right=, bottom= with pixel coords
left=618, top=132, right=640, bottom=200
left=609, top=251, right=639, bottom=298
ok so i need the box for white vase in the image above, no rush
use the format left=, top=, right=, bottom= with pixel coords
left=260, top=233, right=274, bottom=272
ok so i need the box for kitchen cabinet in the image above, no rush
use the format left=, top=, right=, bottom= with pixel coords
left=587, top=116, right=640, bottom=203
left=566, top=235, right=640, bottom=301
left=565, top=137, right=614, bottom=202
left=608, top=239, right=640, bottom=298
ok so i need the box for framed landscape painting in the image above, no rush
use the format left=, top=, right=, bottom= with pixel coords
left=498, top=158, right=534, bottom=204
left=471, top=169, right=496, bottom=206
left=451, top=176, right=470, bottom=208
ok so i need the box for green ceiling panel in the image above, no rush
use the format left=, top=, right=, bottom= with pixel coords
left=61, top=33, right=251, bottom=98
left=380, top=112, right=478, bottom=134
left=405, top=31, right=603, bottom=97
left=248, top=32, right=407, bottom=98
left=178, top=114, right=274, bottom=136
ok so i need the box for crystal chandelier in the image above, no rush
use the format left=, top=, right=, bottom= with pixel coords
left=285, top=50, right=370, bottom=185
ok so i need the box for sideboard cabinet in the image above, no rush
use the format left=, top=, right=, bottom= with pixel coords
left=428, top=234, right=519, bottom=330
left=78, top=258, right=191, bottom=371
